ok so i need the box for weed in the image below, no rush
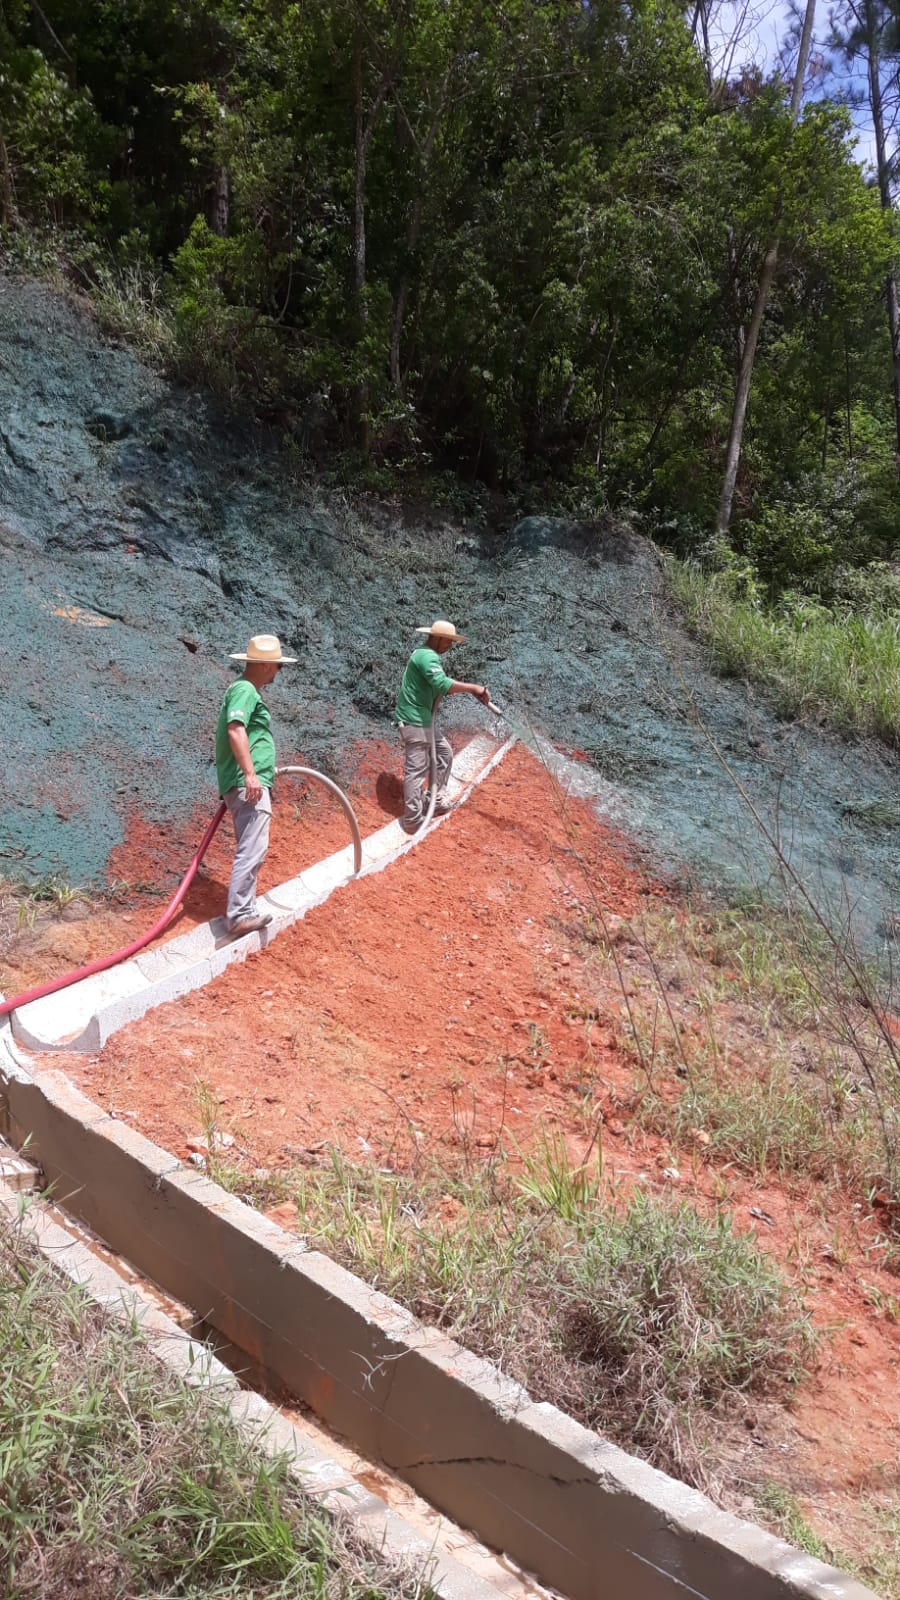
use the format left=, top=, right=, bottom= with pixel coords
left=515, top=1127, right=601, bottom=1225
left=288, top=1146, right=813, bottom=1483
left=27, top=874, right=80, bottom=907
left=637, top=1048, right=898, bottom=1210
left=191, top=1079, right=234, bottom=1182
left=92, top=258, right=177, bottom=368
left=526, top=1021, right=550, bottom=1067
left=755, top=1483, right=835, bottom=1562
left=861, top=1282, right=900, bottom=1322
left=0, top=1220, right=428, bottom=1600
left=755, top=1480, right=900, bottom=1595
left=650, top=900, right=825, bottom=1026
left=595, top=889, right=900, bottom=1219
left=566, top=1196, right=812, bottom=1473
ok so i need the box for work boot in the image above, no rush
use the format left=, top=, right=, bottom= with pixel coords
left=432, top=790, right=454, bottom=816
left=399, top=816, right=422, bottom=836
left=227, top=913, right=273, bottom=937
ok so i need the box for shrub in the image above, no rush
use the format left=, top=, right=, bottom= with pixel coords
left=286, top=1149, right=814, bottom=1479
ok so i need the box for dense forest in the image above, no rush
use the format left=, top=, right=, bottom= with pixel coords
left=2, top=0, right=900, bottom=596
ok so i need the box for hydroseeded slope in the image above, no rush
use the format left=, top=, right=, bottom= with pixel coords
left=3, top=273, right=900, bottom=957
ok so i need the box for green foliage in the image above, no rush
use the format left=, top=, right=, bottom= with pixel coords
left=0, top=1226, right=427, bottom=1599
left=736, top=463, right=898, bottom=594
left=755, top=1484, right=836, bottom=1562
left=639, top=1048, right=898, bottom=1199
left=287, top=1145, right=814, bottom=1478
left=0, top=46, right=119, bottom=228
left=169, top=217, right=291, bottom=406
left=1, top=0, right=899, bottom=548
left=668, top=553, right=900, bottom=744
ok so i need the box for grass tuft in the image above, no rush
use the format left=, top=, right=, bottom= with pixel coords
left=273, top=1146, right=815, bottom=1481
left=0, top=1219, right=430, bottom=1600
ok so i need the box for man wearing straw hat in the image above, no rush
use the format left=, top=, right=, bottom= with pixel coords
left=216, top=633, right=296, bottom=936
left=394, top=619, right=490, bottom=834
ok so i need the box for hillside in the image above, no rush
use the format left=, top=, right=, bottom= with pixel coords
left=2, top=274, right=900, bottom=961
left=2, top=271, right=900, bottom=1595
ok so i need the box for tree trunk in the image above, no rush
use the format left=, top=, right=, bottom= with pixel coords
left=594, top=316, right=619, bottom=469
left=0, top=121, right=15, bottom=227
left=351, top=13, right=398, bottom=453
left=715, top=0, right=816, bottom=536
left=389, top=277, right=410, bottom=391
left=726, top=226, right=745, bottom=367
left=209, top=165, right=229, bottom=237
left=844, top=326, right=853, bottom=456
left=863, top=0, right=900, bottom=462
left=551, top=308, right=605, bottom=434
left=389, top=67, right=452, bottom=393
left=691, top=0, right=714, bottom=89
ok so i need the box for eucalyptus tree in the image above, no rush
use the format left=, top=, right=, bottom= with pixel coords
left=715, top=0, right=818, bottom=534
left=829, top=0, right=900, bottom=458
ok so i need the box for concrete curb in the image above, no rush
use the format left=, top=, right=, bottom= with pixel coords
left=0, top=1029, right=879, bottom=1600
left=0, top=1179, right=508, bottom=1600
left=12, top=732, right=514, bottom=1054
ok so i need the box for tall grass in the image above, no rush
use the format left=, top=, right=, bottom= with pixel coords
left=285, top=1146, right=814, bottom=1481
left=90, top=259, right=177, bottom=367
left=0, top=1223, right=429, bottom=1600
left=592, top=897, right=900, bottom=1226
left=668, top=558, right=900, bottom=744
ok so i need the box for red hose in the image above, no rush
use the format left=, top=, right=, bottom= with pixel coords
left=0, top=802, right=227, bottom=1022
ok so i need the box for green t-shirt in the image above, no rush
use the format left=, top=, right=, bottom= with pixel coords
left=215, top=678, right=276, bottom=795
left=395, top=647, right=454, bottom=727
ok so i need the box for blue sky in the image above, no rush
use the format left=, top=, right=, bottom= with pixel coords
left=707, top=0, right=889, bottom=174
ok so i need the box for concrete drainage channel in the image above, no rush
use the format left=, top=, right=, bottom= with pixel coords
left=0, top=740, right=879, bottom=1600
left=10, top=733, right=513, bottom=1053
left=0, top=1143, right=545, bottom=1600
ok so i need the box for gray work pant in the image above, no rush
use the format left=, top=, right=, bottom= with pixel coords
left=224, top=785, right=272, bottom=924
left=399, top=724, right=452, bottom=827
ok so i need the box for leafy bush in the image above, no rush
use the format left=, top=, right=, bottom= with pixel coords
left=170, top=218, right=293, bottom=409
left=737, top=463, right=900, bottom=597
left=0, top=48, right=118, bottom=230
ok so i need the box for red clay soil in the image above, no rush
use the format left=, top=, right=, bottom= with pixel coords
left=0, top=738, right=408, bottom=994
left=22, top=739, right=900, bottom=1566
left=69, top=742, right=654, bottom=1163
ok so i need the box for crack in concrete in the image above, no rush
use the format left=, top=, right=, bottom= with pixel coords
left=399, top=1453, right=599, bottom=1488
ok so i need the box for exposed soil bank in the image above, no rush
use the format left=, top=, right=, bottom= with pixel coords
left=41, top=742, right=900, bottom=1587
left=4, top=276, right=900, bottom=960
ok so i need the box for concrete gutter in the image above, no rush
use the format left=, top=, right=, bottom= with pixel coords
left=0, top=1027, right=879, bottom=1600
left=11, top=731, right=513, bottom=1054
left=0, top=1179, right=511, bottom=1600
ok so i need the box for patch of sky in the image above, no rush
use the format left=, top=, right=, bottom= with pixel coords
left=705, top=0, right=888, bottom=176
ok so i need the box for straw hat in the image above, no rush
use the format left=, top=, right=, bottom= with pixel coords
left=415, top=619, right=465, bottom=643
left=229, top=633, right=297, bottom=664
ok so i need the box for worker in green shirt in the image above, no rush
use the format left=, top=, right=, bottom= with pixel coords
left=215, top=634, right=296, bottom=936
left=394, top=619, right=490, bottom=834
